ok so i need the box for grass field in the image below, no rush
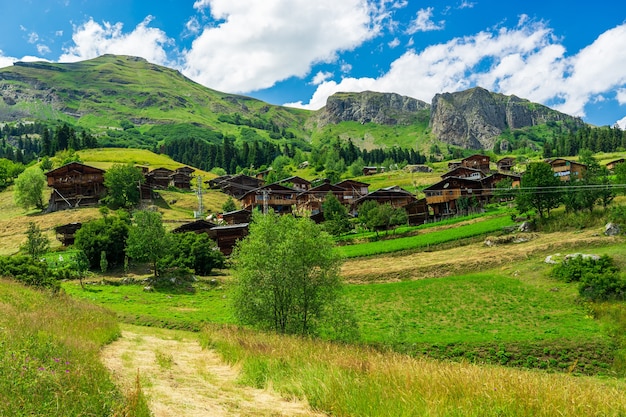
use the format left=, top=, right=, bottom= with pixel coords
left=338, top=214, right=514, bottom=258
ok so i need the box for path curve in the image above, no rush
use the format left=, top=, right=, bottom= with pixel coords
left=101, top=326, right=325, bottom=417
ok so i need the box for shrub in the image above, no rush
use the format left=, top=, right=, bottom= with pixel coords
left=551, top=254, right=626, bottom=301
left=74, top=213, right=130, bottom=269
left=0, top=256, right=60, bottom=291
left=160, top=232, right=225, bottom=276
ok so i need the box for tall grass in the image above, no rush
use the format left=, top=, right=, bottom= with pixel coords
left=201, top=324, right=626, bottom=417
left=0, top=279, right=150, bottom=416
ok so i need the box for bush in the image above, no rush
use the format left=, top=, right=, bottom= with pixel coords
left=0, top=256, right=60, bottom=291
left=551, top=254, right=626, bottom=301
left=160, top=232, right=225, bottom=276
left=74, top=213, right=130, bottom=269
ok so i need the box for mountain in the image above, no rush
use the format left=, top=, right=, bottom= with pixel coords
left=0, top=55, right=585, bottom=152
left=429, top=87, right=584, bottom=150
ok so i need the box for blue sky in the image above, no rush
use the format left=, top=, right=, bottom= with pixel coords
left=1, top=1, right=625, bottom=128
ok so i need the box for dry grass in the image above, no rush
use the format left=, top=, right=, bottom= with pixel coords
left=341, top=229, right=623, bottom=283
left=203, top=324, right=626, bottom=416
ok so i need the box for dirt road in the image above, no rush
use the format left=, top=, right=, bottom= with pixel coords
left=101, top=325, right=325, bottom=417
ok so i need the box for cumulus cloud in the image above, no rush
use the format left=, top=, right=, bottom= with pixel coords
left=0, top=53, right=16, bottom=69
left=311, top=71, right=333, bottom=85
left=59, top=16, right=172, bottom=65
left=37, top=44, right=51, bottom=55
left=181, top=0, right=382, bottom=94
left=289, top=20, right=626, bottom=119
left=617, top=88, right=626, bottom=105
left=28, top=32, right=39, bottom=44
left=407, top=7, right=444, bottom=34
left=388, top=37, right=400, bottom=48
left=617, top=116, right=626, bottom=129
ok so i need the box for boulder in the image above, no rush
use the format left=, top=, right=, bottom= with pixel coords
left=518, top=221, right=532, bottom=232
left=605, top=222, right=621, bottom=236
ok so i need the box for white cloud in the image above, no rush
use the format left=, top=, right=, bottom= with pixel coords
left=407, top=7, right=444, bottom=34
left=0, top=53, right=16, bottom=69
left=458, top=1, right=476, bottom=9
left=37, top=44, right=51, bottom=55
left=388, top=37, right=400, bottom=48
left=181, top=0, right=382, bottom=94
left=185, top=17, right=201, bottom=34
left=617, top=116, right=626, bottom=129
left=311, top=71, right=333, bottom=85
left=59, top=16, right=172, bottom=65
left=290, top=20, right=626, bottom=118
left=28, top=32, right=39, bottom=44
left=55, top=30, right=64, bottom=37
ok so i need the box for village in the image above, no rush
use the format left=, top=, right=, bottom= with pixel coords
left=45, top=153, right=623, bottom=256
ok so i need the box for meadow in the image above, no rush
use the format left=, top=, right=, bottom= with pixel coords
left=0, top=278, right=150, bottom=416
left=338, top=214, right=514, bottom=258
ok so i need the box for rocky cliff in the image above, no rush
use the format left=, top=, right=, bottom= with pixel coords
left=315, top=91, right=430, bottom=128
left=429, top=87, right=584, bottom=150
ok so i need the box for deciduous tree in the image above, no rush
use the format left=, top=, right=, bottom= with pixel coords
left=232, top=212, right=343, bottom=335
left=516, top=162, right=562, bottom=218
left=14, top=166, right=46, bottom=210
left=103, top=163, right=145, bottom=208
left=126, top=210, right=168, bottom=279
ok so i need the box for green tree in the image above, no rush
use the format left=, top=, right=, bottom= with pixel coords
left=20, top=222, right=49, bottom=259
left=74, top=212, right=130, bottom=269
left=322, top=192, right=352, bottom=236
left=126, top=210, right=168, bottom=279
left=358, top=201, right=408, bottom=235
left=161, top=232, right=225, bottom=275
left=103, top=163, right=145, bottom=208
left=0, top=158, right=24, bottom=188
left=14, top=166, right=46, bottom=210
left=221, top=196, right=238, bottom=213
left=516, top=162, right=562, bottom=218
left=232, top=212, right=343, bottom=335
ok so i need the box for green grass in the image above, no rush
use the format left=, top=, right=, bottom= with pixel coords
left=338, top=215, right=515, bottom=258
left=62, top=277, right=236, bottom=331
left=0, top=278, right=150, bottom=416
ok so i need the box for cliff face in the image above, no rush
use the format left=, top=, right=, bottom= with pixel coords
left=429, top=87, right=583, bottom=150
left=315, top=91, right=430, bottom=127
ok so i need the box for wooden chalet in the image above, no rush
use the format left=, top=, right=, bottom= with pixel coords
left=496, top=157, right=516, bottom=172
left=296, top=183, right=348, bottom=215
left=334, top=179, right=370, bottom=204
left=207, top=175, right=233, bottom=189
left=278, top=176, right=311, bottom=192
left=209, top=223, right=249, bottom=256
left=169, top=166, right=195, bottom=189
left=548, top=158, right=587, bottom=182
left=239, top=183, right=298, bottom=214
left=404, top=198, right=430, bottom=225
left=353, top=186, right=416, bottom=209
left=216, top=174, right=264, bottom=198
left=145, top=167, right=174, bottom=189
left=55, top=222, right=82, bottom=246
left=606, top=158, right=625, bottom=172
left=362, top=166, right=384, bottom=175
left=461, top=154, right=491, bottom=174
left=448, top=161, right=462, bottom=170
left=441, top=166, right=485, bottom=180
left=172, top=219, right=217, bottom=234
left=221, top=209, right=251, bottom=225
left=45, top=162, right=106, bottom=212
left=423, top=177, right=485, bottom=217
left=481, top=172, right=521, bottom=190
left=255, top=168, right=272, bottom=181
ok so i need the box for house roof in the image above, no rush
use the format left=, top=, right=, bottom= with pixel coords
left=45, top=162, right=105, bottom=177
left=238, top=183, right=297, bottom=200
left=423, top=176, right=482, bottom=191
left=441, top=166, right=485, bottom=179
left=210, top=223, right=250, bottom=231
left=353, top=186, right=416, bottom=205
left=172, top=219, right=217, bottom=233
left=335, top=179, right=370, bottom=188
left=279, top=176, right=311, bottom=185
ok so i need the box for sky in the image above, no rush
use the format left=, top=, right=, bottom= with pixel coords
left=1, top=0, right=626, bottom=128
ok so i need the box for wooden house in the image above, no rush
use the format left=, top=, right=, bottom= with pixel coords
left=362, top=166, right=384, bottom=175
left=334, top=179, right=370, bottom=204
left=404, top=198, right=430, bottom=225
left=481, top=172, right=521, bottom=191
left=353, top=186, right=416, bottom=209
left=209, top=223, right=249, bottom=256
left=169, top=166, right=195, bottom=189
left=606, top=158, right=625, bottom=172
left=207, top=175, right=233, bottom=189
left=172, top=219, right=217, bottom=234
left=216, top=174, right=264, bottom=198
left=441, top=166, right=485, bottom=180
left=278, top=176, right=311, bottom=192
left=296, top=183, right=348, bottom=215
left=496, top=157, right=516, bottom=172
left=239, top=184, right=298, bottom=214
left=54, top=222, right=82, bottom=246
left=448, top=161, right=462, bottom=170
left=45, top=162, right=106, bottom=212
left=423, top=177, right=485, bottom=217
left=145, top=167, right=174, bottom=189
left=221, top=209, right=252, bottom=225
left=255, top=168, right=272, bottom=181
left=548, top=158, right=587, bottom=182
left=461, top=154, right=491, bottom=174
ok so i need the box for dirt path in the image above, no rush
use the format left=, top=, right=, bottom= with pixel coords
left=101, top=325, right=325, bottom=417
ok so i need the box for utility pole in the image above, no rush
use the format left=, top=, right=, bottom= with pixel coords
left=195, top=176, right=203, bottom=218
left=261, top=188, right=270, bottom=214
